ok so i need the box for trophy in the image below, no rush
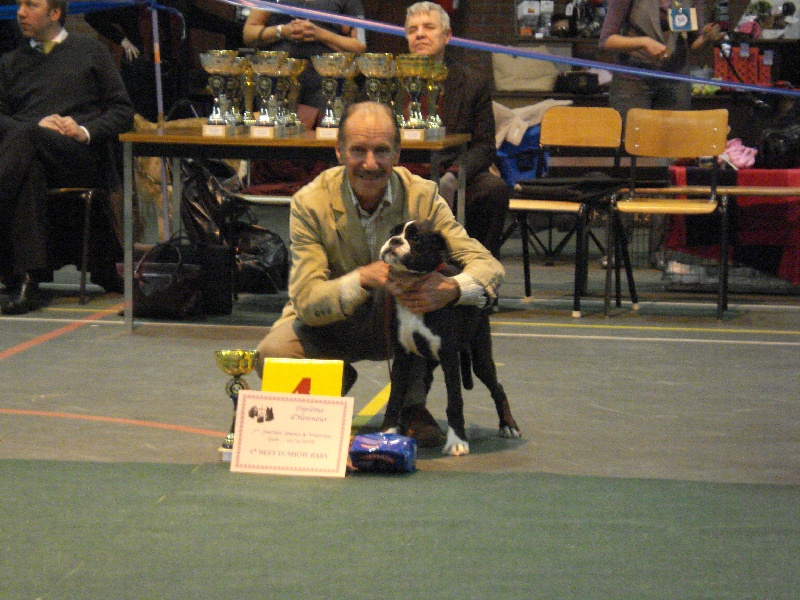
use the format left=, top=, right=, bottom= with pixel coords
left=312, top=52, right=356, bottom=129
left=199, top=50, right=243, bottom=126
left=425, top=61, right=448, bottom=139
left=239, top=57, right=257, bottom=127
left=215, top=349, right=260, bottom=449
left=357, top=53, right=396, bottom=106
left=394, top=54, right=435, bottom=131
left=249, top=51, right=288, bottom=127
left=282, top=58, right=308, bottom=133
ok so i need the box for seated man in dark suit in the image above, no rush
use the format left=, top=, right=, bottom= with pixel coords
left=0, top=0, right=134, bottom=314
left=403, top=1, right=509, bottom=257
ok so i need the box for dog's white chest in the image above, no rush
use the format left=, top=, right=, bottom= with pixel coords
left=396, top=305, right=442, bottom=360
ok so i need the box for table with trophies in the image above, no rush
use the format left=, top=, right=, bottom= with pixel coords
left=119, top=50, right=471, bottom=332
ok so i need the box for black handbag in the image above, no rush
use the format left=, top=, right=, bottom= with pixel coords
left=757, top=123, right=800, bottom=169
left=232, top=223, right=289, bottom=294
left=118, top=239, right=204, bottom=320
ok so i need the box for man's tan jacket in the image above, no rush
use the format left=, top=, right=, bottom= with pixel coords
left=274, top=165, right=504, bottom=329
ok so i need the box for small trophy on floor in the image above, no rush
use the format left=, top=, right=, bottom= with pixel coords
left=215, top=349, right=260, bottom=450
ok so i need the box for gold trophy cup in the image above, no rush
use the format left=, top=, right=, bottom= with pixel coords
left=284, top=58, right=308, bottom=135
left=394, top=54, right=435, bottom=131
left=356, top=53, right=396, bottom=106
left=249, top=51, right=288, bottom=127
left=199, top=50, right=242, bottom=126
left=215, top=349, right=260, bottom=449
left=312, top=52, right=355, bottom=129
left=426, top=61, right=448, bottom=139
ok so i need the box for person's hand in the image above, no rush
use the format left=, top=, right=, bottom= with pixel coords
left=358, top=261, right=390, bottom=290
left=701, top=23, right=726, bottom=45
left=120, top=38, right=140, bottom=61
left=37, top=115, right=88, bottom=142
left=282, top=19, right=312, bottom=42
left=388, top=270, right=459, bottom=314
left=294, top=19, right=319, bottom=42
left=641, top=37, right=669, bottom=60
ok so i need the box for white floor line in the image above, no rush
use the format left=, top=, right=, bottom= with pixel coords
left=493, top=332, right=800, bottom=346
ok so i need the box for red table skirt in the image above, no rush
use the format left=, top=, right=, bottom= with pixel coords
left=667, top=167, right=800, bottom=285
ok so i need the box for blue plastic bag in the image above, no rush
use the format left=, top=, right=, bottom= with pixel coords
left=496, top=124, right=546, bottom=187
left=349, top=433, right=417, bottom=473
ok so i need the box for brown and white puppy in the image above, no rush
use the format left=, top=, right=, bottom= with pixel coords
left=379, top=220, right=521, bottom=456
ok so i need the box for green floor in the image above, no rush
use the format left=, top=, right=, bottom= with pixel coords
left=2, top=230, right=799, bottom=599
left=3, top=460, right=798, bottom=599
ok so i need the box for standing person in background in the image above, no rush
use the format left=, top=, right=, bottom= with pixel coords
left=242, top=1, right=366, bottom=114
left=84, top=5, right=142, bottom=62
left=0, top=0, right=133, bottom=314
left=404, top=2, right=509, bottom=258
left=599, top=0, right=725, bottom=270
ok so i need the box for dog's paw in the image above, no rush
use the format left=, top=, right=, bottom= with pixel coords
left=499, top=425, right=522, bottom=439
left=442, top=427, right=470, bottom=456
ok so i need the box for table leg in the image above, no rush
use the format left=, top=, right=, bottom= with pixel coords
left=123, top=141, right=134, bottom=332
left=429, top=144, right=467, bottom=225
left=171, top=156, right=181, bottom=237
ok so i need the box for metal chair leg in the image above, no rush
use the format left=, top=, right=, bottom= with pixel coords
left=615, top=213, right=639, bottom=310
left=604, top=207, right=613, bottom=317
left=78, top=190, right=94, bottom=305
left=717, top=195, right=730, bottom=320
left=571, top=206, right=588, bottom=318
left=518, top=213, right=532, bottom=298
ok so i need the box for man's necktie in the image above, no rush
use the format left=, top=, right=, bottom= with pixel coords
left=37, top=40, right=56, bottom=54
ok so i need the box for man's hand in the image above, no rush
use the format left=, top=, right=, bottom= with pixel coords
left=387, top=270, right=459, bottom=314
left=358, top=261, right=390, bottom=290
left=38, top=115, right=88, bottom=142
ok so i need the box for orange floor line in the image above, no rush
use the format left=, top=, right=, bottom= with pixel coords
left=0, top=304, right=123, bottom=362
left=0, top=408, right=225, bottom=438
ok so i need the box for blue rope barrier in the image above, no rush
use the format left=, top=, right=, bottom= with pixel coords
left=0, top=0, right=138, bottom=18
left=229, top=0, right=800, bottom=100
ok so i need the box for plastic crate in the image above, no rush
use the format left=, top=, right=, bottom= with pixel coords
left=713, top=47, right=771, bottom=86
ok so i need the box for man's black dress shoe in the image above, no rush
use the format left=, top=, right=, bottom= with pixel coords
left=1, top=274, right=39, bottom=315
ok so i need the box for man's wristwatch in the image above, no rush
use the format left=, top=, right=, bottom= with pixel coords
left=276, top=24, right=283, bottom=39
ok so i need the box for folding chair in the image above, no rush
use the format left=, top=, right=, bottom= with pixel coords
left=507, top=105, right=632, bottom=317
left=611, top=108, right=730, bottom=319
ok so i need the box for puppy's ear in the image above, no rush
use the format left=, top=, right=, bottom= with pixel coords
left=389, top=221, right=407, bottom=236
left=433, top=231, right=449, bottom=257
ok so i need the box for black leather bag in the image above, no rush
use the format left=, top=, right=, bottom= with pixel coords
left=121, top=240, right=204, bottom=320
left=233, top=223, right=289, bottom=294
left=758, top=123, right=800, bottom=169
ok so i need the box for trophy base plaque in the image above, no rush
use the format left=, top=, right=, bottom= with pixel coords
left=203, top=123, right=229, bottom=137
left=401, top=128, right=426, bottom=142
left=251, top=125, right=276, bottom=139
left=218, top=445, right=233, bottom=462
left=316, top=127, right=338, bottom=140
